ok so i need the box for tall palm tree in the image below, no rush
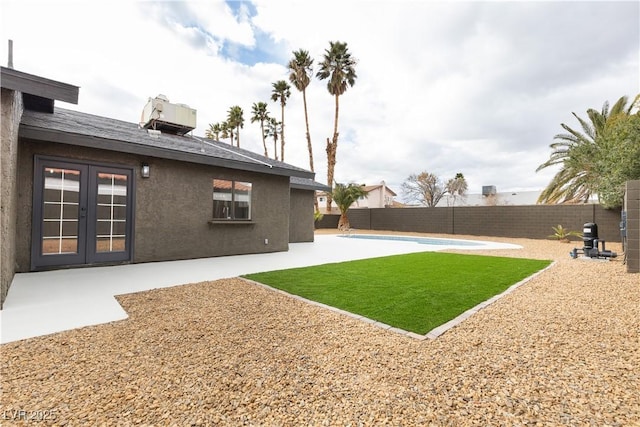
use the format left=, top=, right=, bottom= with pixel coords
left=220, top=121, right=230, bottom=143
left=288, top=49, right=315, bottom=172
left=537, top=96, right=631, bottom=204
left=205, top=122, right=222, bottom=140
left=265, top=117, right=281, bottom=161
left=316, top=41, right=357, bottom=211
left=271, top=80, right=291, bottom=161
left=251, top=102, right=270, bottom=158
left=227, top=105, right=244, bottom=148
left=445, top=172, right=468, bottom=207
left=332, top=182, right=367, bottom=230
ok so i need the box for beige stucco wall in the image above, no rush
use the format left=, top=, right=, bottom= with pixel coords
left=356, top=189, right=380, bottom=209
left=1, top=88, right=24, bottom=307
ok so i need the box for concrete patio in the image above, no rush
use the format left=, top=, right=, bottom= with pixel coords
left=0, top=234, right=520, bottom=343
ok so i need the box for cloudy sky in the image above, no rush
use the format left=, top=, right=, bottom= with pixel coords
left=1, top=1, right=638, bottom=200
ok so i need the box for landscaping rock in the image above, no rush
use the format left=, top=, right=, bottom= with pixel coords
left=1, top=234, right=638, bottom=426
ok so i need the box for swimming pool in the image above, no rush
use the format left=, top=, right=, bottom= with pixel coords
left=337, top=234, right=483, bottom=246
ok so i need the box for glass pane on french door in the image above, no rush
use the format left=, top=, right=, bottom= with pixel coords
left=95, top=172, right=128, bottom=253
left=42, top=167, right=81, bottom=255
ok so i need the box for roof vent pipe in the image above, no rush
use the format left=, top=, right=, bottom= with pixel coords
left=7, top=39, right=13, bottom=69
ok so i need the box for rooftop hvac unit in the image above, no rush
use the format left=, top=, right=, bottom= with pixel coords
left=482, top=185, right=497, bottom=196
left=141, top=94, right=197, bottom=135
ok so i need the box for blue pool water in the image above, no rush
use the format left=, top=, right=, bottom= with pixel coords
left=337, top=234, right=483, bottom=246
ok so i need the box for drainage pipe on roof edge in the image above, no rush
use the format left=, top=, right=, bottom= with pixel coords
left=191, top=135, right=273, bottom=169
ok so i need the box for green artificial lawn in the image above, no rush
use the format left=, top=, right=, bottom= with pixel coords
left=243, top=252, right=551, bottom=335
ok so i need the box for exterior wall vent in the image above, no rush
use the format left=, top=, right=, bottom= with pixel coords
left=141, top=94, right=197, bottom=135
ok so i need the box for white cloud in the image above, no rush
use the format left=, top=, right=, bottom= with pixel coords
left=1, top=0, right=638, bottom=201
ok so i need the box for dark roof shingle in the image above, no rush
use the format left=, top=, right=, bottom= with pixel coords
left=20, top=107, right=314, bottom=179
left=290, top=176, right=331, bottom=192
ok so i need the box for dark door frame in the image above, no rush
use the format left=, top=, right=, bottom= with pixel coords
left=31, top=155, right=136, bottom=270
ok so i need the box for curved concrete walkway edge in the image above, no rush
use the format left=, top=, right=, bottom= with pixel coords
left=0, top=235, right=521, bottom=344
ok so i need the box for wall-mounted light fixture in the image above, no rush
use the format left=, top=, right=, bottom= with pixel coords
left=141, top=163, right=150, bottom=178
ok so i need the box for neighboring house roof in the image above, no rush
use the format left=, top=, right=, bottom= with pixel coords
left=436, top=190, right=546, bottom=206
left=316, top=183, right=398, bottom=197
left=290, top=176, right=331, bottom=192
left=362, top=184, right=397, bottom=196
left=19, top=107, right=314, bottom=180
left=213, top=179, right=252, bottom=192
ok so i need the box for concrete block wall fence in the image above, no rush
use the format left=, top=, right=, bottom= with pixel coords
left=317, top=204, right=623, bottom=243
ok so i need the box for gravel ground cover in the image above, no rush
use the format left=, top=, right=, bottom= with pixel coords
left=1, top=232, right=638, bottom=426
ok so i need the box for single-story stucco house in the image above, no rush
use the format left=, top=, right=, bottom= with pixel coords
left=0, top=66, right=329, bottom=307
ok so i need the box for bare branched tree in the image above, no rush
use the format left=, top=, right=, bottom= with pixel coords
left=401, top=172, right=446, bottom=207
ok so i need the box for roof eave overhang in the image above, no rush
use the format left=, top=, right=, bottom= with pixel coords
left=291, top=182, right=331, bottom=192
left=0, top=66, right=79, bottom=104
left=19, top=125, right=313, bottom=179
